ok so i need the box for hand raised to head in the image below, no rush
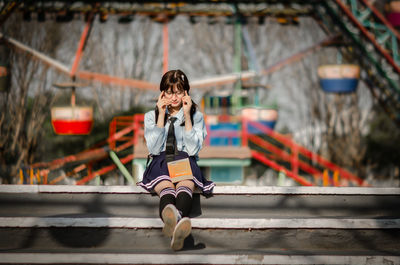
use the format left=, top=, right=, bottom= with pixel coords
left=156, top=91, right=170, bottom=112
left=182, top=90, right=192, bottom=115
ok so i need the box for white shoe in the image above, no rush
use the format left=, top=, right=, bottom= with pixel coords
left=171, top=217, right=191, bottom=251
left=161, top=204, right=179, bottom=237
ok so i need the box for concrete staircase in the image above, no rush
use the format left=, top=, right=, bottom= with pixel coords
left=0, top=185, right=399, bottom=264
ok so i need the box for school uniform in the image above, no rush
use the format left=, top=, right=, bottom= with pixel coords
left=137, top=108, right=214, bottom=195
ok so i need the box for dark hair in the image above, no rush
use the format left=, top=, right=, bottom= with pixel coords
left=155, top=69, right=197, bottom=126
left=160, top=69, right=190, bottom=93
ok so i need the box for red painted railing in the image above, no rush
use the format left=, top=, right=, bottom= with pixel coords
left=76, top=154, right=134, bottom=185
left=248, top=133, right=326, bottom=183
left=133, top=114, right=145, bottom=146
left=243, top=119, right=367, bottom=186
left=108, top=116, right=135, bottom=150
left=77, top=115, right=143, bottom=185
left=31, top=115, right=142, bottom=185
left=251, top=150, right=314, bottom=186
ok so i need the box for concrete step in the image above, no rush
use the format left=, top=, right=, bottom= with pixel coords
left=1, top=185, right=399, bottom=218
left=1, top=253, right=399, bottom=265
left=2, top=216, right=400, bottom=229
left=0, top=185, right=399, bottom=264
left=0, top=217, right=399, bottom=260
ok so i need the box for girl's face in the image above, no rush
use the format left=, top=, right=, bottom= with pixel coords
left=164, top=85, right=184, bottom=108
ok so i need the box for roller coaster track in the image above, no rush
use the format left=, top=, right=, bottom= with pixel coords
left=315, top=0, right=400, bottom=124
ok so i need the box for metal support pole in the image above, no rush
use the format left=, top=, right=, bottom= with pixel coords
left=70, top=13, right=94, bottom=78
left=109, top=151, right=135, bottom=184
left=163, top=23, right=169, bottom=74
left=233, top=6, right=242, bottom=111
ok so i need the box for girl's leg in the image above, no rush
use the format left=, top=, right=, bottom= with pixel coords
left=154, top=180, right=176, bottom=218
left=171, top=180, right=194, bottom=251
left=175, top=180, right=195, bottom=217
left=154, top=180, right=178, bottom=237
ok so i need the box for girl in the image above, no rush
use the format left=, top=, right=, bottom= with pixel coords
left=137, top=69, right=214, bottom=251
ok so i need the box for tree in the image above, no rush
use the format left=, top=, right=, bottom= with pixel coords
left=0, top=16, right=63, bottom=183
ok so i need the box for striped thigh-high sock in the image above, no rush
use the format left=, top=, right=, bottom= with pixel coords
left=175, top=186, right=193, bottom=218
left=159, top=187, right=176, bottom=219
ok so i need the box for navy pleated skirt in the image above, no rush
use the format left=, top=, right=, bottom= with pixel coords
left=137, top=151, right=215, bottom=195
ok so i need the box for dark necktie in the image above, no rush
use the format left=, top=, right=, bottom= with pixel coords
left=165, top=117, right=178, bottom=163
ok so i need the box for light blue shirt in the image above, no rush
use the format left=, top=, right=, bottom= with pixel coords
left=144, top=108, right=207, bottom=157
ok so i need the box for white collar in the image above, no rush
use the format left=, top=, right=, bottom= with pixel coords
left=167, top=107, right=184, bottom=124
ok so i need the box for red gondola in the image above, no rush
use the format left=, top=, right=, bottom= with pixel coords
left=51, top=83, right=93, bottom=135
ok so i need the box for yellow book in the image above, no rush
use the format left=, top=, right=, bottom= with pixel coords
left=167, top=158, right=193, bottom=183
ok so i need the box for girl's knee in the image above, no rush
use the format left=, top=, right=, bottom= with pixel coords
left=154, top=180, right=175, bottom=195
left=176, top=179, right=194, bottom=191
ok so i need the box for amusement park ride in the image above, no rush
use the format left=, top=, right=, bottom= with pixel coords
left=0, top=0, right=399, bottom=187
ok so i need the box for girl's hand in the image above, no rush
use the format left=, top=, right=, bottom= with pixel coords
left=182, top=91, right=192, bottom=115
left=156, top=91, right=170, bottom=112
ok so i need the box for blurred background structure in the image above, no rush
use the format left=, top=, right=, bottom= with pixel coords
left=0, top=0, right=399, bottom=187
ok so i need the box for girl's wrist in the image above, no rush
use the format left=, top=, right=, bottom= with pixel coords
left=157, top=105, right=166, bottom=113
left=184, top=113, right=192, bottom=130
left=156, top=109, right=166, bottom=127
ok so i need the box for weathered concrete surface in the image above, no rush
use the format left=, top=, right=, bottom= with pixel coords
left=0, top=227, right=399, bottom=254
left=1, top=188, right=399, bottom=218
left=0, top=253, right=399, bottom=265
left=0, top=185, right=399, bottom=264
